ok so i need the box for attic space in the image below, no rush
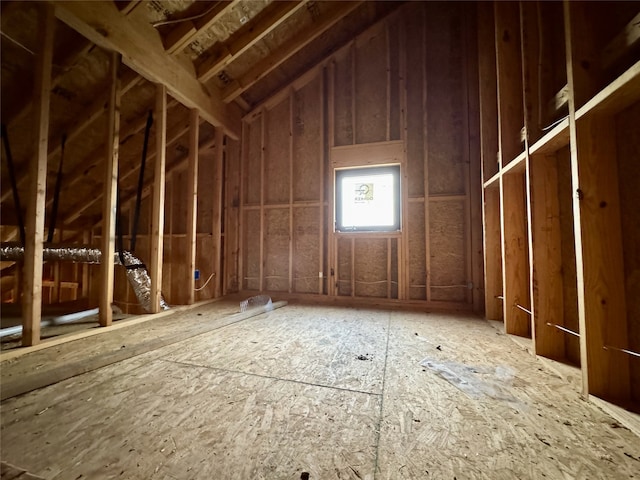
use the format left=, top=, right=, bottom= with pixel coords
left=1, top=1, right=640, bottom=478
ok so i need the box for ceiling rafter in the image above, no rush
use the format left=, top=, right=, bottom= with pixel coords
left=0, top=70, right=143, bottom=205
left=222, top=1, right=362, bottom=103
left=197, top=1, right=308, bottom=84
left=52, top=0, right=241, bottom=139
left=62, top=105, right=189, bottom=226
left=163, top=0, right=240, bottom=55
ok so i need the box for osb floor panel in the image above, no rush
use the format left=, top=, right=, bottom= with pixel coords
left=1, top=305, right=639, bottom=479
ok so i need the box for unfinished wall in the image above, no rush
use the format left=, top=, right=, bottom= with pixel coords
left=236, top=2, right=483, bottom=308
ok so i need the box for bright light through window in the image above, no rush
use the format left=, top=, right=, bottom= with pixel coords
left=335, top=166, right=400, bottom=232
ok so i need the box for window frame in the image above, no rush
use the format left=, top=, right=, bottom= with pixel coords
left=334, top=164, right=401, bottom=233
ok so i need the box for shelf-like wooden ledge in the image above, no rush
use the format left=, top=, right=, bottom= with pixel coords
left=529, top=117, right=570, bottom=155
left=576, top=61, right=640, bottom=120
left=501, top=151, right=527, bottom=176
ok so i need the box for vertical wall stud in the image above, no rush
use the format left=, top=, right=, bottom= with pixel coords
left=150, top=84, right=167, bottom=313
left=185, top=109, right=199, bottom=304
left=98, top=51, right=121, bottom=327
left=23, top=3, right=55, bottom=345
left=212, top=126, right=224, bottom=298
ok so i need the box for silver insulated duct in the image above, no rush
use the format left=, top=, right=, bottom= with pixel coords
left=1, top=245, right=169, bottom=312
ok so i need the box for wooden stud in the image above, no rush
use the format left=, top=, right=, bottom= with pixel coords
left=494, top=1, right=524, bottom=165
left=318, top=68, right=326, bottom=295
left=99, top=52, right=122, bottom=327
left=528, top=153, right=566, bottom=359
left=212, top=127, right=224, bottom=298
left=185, top=109, right=199, bottom=305
left=81, top=230, right=90, bottom=298
left=223, top=137, right=241, bottom=295
left=22, top=3, right=55, bottom=346
left=482, top=186, right=502, bottom=320
left=500, top=172, right=531, bottom=337
left=288, top=91, right=294, bottom=294
left=461, top=7, right=473, bottom=306
left=399, top=12, right=409, bottom=301
left=150, top=84, right=167, bottom=313
left=571, top=115, right=630, bottom=402
left=519, top=0, right=542, bottom=144
left=421, top=7, right=431, bottom=303
left=563, top=2, right=602, bottom=110
left=327, top=62, right=337, bottom=297
left=351, top=43, right=357, bottom=145
left=238, top=122, right=247, bottom=291
left=387, top=237, right=392, bottom=299
left=477, top=2, right=499, bottom=183
left=465, top=4, right=485, bottom=314
left=351, top=237, right=355, bottom=297
left=259, top=110, right=266, bottom=292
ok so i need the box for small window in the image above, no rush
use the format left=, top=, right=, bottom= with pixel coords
left=335, top=165, right=401, bottom=232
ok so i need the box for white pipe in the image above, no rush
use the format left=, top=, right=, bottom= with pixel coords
left=0, top=307, right=100, bottom=339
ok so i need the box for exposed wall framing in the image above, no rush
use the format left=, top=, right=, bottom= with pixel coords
left=479, top=0, right=640, bottom=409
left=237, top=2, right=484, bottom=310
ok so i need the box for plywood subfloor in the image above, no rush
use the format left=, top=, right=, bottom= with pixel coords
left=1, top=305, right=639, bottom=479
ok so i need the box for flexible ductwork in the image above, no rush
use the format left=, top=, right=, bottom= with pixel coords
left=0, top=245, right=169, bottom=312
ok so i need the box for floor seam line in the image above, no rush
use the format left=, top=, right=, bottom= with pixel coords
left=373, top=311, right=391, bottom=479
left=160, top=358, right=383, bottom=397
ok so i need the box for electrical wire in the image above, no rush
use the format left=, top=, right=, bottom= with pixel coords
left=0, top=30, right=35, bottom=55
left=151, top=2, right=222, bottom=28
left=541, top=115, right=569, bottom=131
left=194, top=272, right=216, bottom=291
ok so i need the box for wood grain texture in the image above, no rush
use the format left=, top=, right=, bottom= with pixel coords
left=529, top=153, right=566, bottom=359
left=2, top=306, right=639, bottom=479
left=500, top=173, right=531, bottom=337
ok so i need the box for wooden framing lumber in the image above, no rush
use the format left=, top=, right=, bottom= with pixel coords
left=482, top=186, right=502, bottom=320
left=22, top=3, right=55, bottom=346
left=222, top=1, right=362, bottom=103
left=185, top=109, right=199, bottom=304
left=197, top=1, right=306, bottom=83
left=52, top=0, right=242, bottom=138
left=150, top=84, right=167, bottom=313
left=164, top=1, right=239, bottom=55
left=601, top=12, right=640, bottom=70
left=494, top=1, right=524, bottom=165
left=528, top=153, right=566, bottom=359
left=465, top=4, right=484, bottom=313
left=572, top=115, right=630, bottom=402
left=212, top=127, right=225, bottom=298
left=500, top=172, right=530, bottom=337
left=98, top=52, right=121, bottom=328
left=0, top=72, right=141, bottom=205
left=62, top=101, right=184, bottom=225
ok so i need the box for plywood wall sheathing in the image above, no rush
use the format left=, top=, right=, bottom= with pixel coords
left=238, top=2, right=480, bottom=309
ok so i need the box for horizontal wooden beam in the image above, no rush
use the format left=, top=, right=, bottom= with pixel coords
left=52, top=0, right=241, bottom=138
left=222, top=1, right=362, bottom=102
